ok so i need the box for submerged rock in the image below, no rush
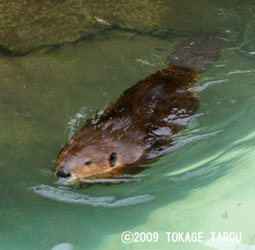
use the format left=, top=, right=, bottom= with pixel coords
left=0, top=0, right=108, bottom=53
left=0, top=0, right=244, bottom=53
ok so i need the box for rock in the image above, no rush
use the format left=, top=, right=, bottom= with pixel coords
left=0, top=0, right=109, bottom=53
left=0, top=0, right=244, bottom=53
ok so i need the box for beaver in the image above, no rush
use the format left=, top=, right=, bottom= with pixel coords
left=55, top=34, right=221, bottom=182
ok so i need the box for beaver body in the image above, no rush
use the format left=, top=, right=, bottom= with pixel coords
left=55, top=35, right=221, bottom=181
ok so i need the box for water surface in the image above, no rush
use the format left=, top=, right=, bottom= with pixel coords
left=1, top=2, right=255, bottom=250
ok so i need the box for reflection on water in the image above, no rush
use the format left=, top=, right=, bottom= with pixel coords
left=203, top=238, right=255, bottom=250
left=31, top=184, right=154, bottom=207
left=148, top=128, right=223, bottom=160
left=51, top=243, right=74, bottom=250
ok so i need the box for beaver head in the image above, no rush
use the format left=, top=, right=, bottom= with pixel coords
left=55, top=124, right=145, bottom=181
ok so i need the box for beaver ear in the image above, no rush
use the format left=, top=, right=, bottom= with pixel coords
left=109, top=152, right=117, bottom=167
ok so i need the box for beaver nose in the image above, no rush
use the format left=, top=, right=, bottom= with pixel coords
left=57, top=164, right=71, bottom=178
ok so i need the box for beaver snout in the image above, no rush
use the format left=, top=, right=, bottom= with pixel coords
left=56, top=163, right=71, bottom=178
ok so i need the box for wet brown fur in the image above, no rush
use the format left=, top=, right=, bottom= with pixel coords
left=55, top=34, right=221, bottom=181
left=56, top=66, right=199, bottom=180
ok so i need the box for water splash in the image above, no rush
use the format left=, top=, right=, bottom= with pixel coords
left=65, top=106, right=88, bottom=139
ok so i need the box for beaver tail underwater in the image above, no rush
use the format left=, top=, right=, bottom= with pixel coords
left=55, top=34, right=221, bottom=181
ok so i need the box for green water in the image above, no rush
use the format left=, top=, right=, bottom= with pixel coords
left=1, top=2, right=255, bottom=250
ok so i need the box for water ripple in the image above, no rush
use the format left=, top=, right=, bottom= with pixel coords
left=30, top=184, right=154, bottom=207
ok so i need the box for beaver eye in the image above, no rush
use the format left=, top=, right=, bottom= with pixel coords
left=84, top=160, right=92, bottom=166
left=109, top=152, right=117, bottom=167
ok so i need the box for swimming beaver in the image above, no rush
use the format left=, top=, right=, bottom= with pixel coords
left=55, top=34, right=221, bottom=181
